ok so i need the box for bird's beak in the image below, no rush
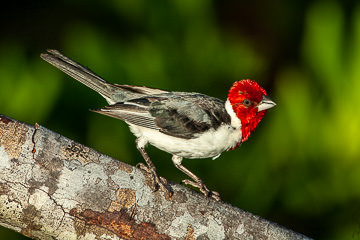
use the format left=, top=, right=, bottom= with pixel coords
left=257, top=95, right=276, bottom=112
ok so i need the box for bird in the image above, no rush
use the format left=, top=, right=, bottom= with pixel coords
left=40, top=49, right=276, bottom=201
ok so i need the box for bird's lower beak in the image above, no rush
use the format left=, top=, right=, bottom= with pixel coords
left=257, top=95, right=276, bottom=112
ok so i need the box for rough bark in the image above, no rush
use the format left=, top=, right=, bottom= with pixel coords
left=0, top=114, right=311, bottom=240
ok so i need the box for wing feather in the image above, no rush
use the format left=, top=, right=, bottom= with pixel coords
left=91, top=93, right=231, bottom=139
left=91, top=103, right=159, bottom=130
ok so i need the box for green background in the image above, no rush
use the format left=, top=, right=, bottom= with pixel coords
left=1, top=0, right=360, bottom=239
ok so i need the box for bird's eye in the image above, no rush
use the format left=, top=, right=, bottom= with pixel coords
left=242, top=99, right=251, bottom=106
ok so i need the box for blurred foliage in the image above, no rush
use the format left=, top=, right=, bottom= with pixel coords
left=1, top=0, right=360, bottom=239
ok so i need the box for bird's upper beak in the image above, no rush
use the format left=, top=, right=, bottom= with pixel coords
left=257, top=95, right=276, bottom=112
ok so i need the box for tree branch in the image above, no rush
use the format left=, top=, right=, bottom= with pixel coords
left=0, top=114, right=311, bottom=240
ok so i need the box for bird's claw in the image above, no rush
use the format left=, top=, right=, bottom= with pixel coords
left=136, top=162, right=151, bottom=173
left=181, top=179, right=221, bottom=201
left=136, top=163, right=172, bottom=199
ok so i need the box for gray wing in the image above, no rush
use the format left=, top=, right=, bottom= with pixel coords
left=92, top=93, right=231, bottom=139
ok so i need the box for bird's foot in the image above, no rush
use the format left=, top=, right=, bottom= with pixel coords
left=136, top=162, right=151, bottom=173
left=182, top=179, right=221, bottom=201
left=136, top=163, right=173, bottom=199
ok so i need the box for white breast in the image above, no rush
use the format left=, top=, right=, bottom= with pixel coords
left=128, top=99, right=242, bottom=159
left=129, top=124, right=242, bottom=159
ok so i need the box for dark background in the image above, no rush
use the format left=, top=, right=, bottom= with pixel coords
left=1, top=1, right=360, bottom=239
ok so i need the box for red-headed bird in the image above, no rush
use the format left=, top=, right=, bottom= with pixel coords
left=41, top=50, right=276, bottom=201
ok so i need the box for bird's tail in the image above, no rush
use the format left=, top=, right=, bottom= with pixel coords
left=41, top=49, right=123, bottom=103
left=41, top=49, right=169, bottom=104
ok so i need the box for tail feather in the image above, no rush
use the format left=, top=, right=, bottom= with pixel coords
left=41, top=49, right=169, bottom=104
left=41, top=49, right=125, bottom=104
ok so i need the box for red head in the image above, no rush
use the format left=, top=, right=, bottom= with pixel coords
left=228, top=79, right=276, bottom=145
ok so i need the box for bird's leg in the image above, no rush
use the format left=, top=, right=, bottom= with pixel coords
left=172, top=155, right=220, bottom=201
left=135, top=138, right=172, bottom=198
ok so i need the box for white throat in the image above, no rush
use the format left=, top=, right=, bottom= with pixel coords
left=225, top=99, right=242, bottom=129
